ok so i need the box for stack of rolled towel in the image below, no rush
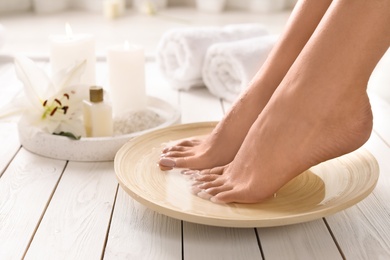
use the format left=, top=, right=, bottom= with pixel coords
left=156, top=24, right=278, bottom=102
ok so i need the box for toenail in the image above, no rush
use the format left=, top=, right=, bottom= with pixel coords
left=197, top=190, right=213, bottom=200
left=164, top=152, right=171, bottom=157
left=181, top=170, right=198, bottom=175
left=189, top=173, right=202, bottom=180
left=198, top=183, right=208, bottom=189
left=159, top=158, right=176, bottom=167
left=191, top=185, right=202, bottom=195
left=210, top=197, right=225, bottom=204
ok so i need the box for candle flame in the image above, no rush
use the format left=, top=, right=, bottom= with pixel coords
left=65, top=23, right=73, bottom=39
left=124, top=40, right=130, bottom=50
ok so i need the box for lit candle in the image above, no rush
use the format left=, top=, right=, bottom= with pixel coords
left=49, top=23, right=96, bottom=86
left=107, top=41, right=146, bottom=117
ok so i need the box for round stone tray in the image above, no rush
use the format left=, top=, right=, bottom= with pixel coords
left=18, top=96, right=180, bottom=161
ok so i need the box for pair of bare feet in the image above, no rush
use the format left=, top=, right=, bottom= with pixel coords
left=159, top=0, right=390, bottom=204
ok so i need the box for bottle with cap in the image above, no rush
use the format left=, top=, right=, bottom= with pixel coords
left=83, top=86, right=113, bottom=137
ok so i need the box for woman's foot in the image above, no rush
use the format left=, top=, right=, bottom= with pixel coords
left=192, top=83, right=373, bottom=203
left=159, top=93, right=266, bottom=170
left=190, top=0, right=390, bottom=203
left=158, top=0, right=334, bottom=171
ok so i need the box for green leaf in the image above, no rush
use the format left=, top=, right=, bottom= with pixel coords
left=53, top=131, right=81, bottom=140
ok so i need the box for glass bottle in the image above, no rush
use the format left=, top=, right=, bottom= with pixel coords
left=83, top=86, right=113, bottom=137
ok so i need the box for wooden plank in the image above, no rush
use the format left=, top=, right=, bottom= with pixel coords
left=370, top=93, right=390, bottom=145
left=327, top=197, right=390, bottom=259
left=0, top=148, right=66, bottom=260
left=325, top=132, right=390, bottom=259
left=183, top=223, right=262, bottom=260
left=0, top=123, right=20, bottom=177
left=0, top=63, right=18, bottom=106
left=365, top=134, right=390, bottom=217
left=25, top=161, right=118, bottom=259
left=0, top=62, right=23, bottom=118
left=145, top=62, right=181, bottom=127
left=221, top=99, right=233, bottom=114
left=257, top=220, right=342, bottom=259
left=104, top=187, right=182, bottom=260
left=145, top=62, right=180, bottom=107
left=179, top=88, right=223, bottom=123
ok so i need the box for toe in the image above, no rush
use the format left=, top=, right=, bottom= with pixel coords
left=158, top=164, right=173, bottom=171
left=159, top=157, right=176, bottom=168
left=211, top=189, right=243, bottom=203
left=211, top=187, right=268, bottom=204
left=205, top=184, right=232, bottom=196
left=163, top=145, right=191, bottom=153
left=196, top=183, right=232, bottom=201
left=198, top=178, right=224, bottom=190
left=159, top=156, right=193, bottom=169
left=173, top=156, right=201, bottom=169
left=197, top=190, right=213, bottom=200
left=209, top=165, right=226, bottom=175
left=162, top=151, right=193, bottom=158
left=175, top=139, right=202, bottom=147
left=181, top=169, right=199, bottom=175
left=191, top=185, right=203, bottom=195
left=199, top=165, right=226, bottom=176
left=195, top=174, right=219, bottom=182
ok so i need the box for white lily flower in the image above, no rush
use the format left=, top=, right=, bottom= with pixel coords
left=13, top=55, right=88, bottom=138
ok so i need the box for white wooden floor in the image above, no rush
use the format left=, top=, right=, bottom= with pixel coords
left=0, top=8, right=390, bottom=260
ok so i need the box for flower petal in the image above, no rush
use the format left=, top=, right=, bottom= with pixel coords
left=0, top=92, right=27, bottom=122
left=54, top=117, right=85, bottom=137
left=14, top=56, right=89, bottom=138
left=52, top=59, right=87, bottom=92
left=14, top=55, right=55, bottom=107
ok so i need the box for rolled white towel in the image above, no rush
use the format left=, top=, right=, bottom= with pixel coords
left=156, top=24, right=269, bottom=90
left=202, top=35, right=278, bottom=102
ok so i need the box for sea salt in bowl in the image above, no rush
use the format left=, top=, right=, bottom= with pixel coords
left=18, top=96, right=180, bottom=161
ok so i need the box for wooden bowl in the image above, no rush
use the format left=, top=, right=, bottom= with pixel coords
left=115, top=122, right=379, bottom=227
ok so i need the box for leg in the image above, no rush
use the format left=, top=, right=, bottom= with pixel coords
left=159, top=0, right=333, bottom=170
left=195, top=0, right=390, bottom=203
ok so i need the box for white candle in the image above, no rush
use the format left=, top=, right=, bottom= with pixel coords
left=49, top=23, right=96, bottom=86
left=103, top=0, right=125, bottom=19
left=107, top=41, right=146, bottom=117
